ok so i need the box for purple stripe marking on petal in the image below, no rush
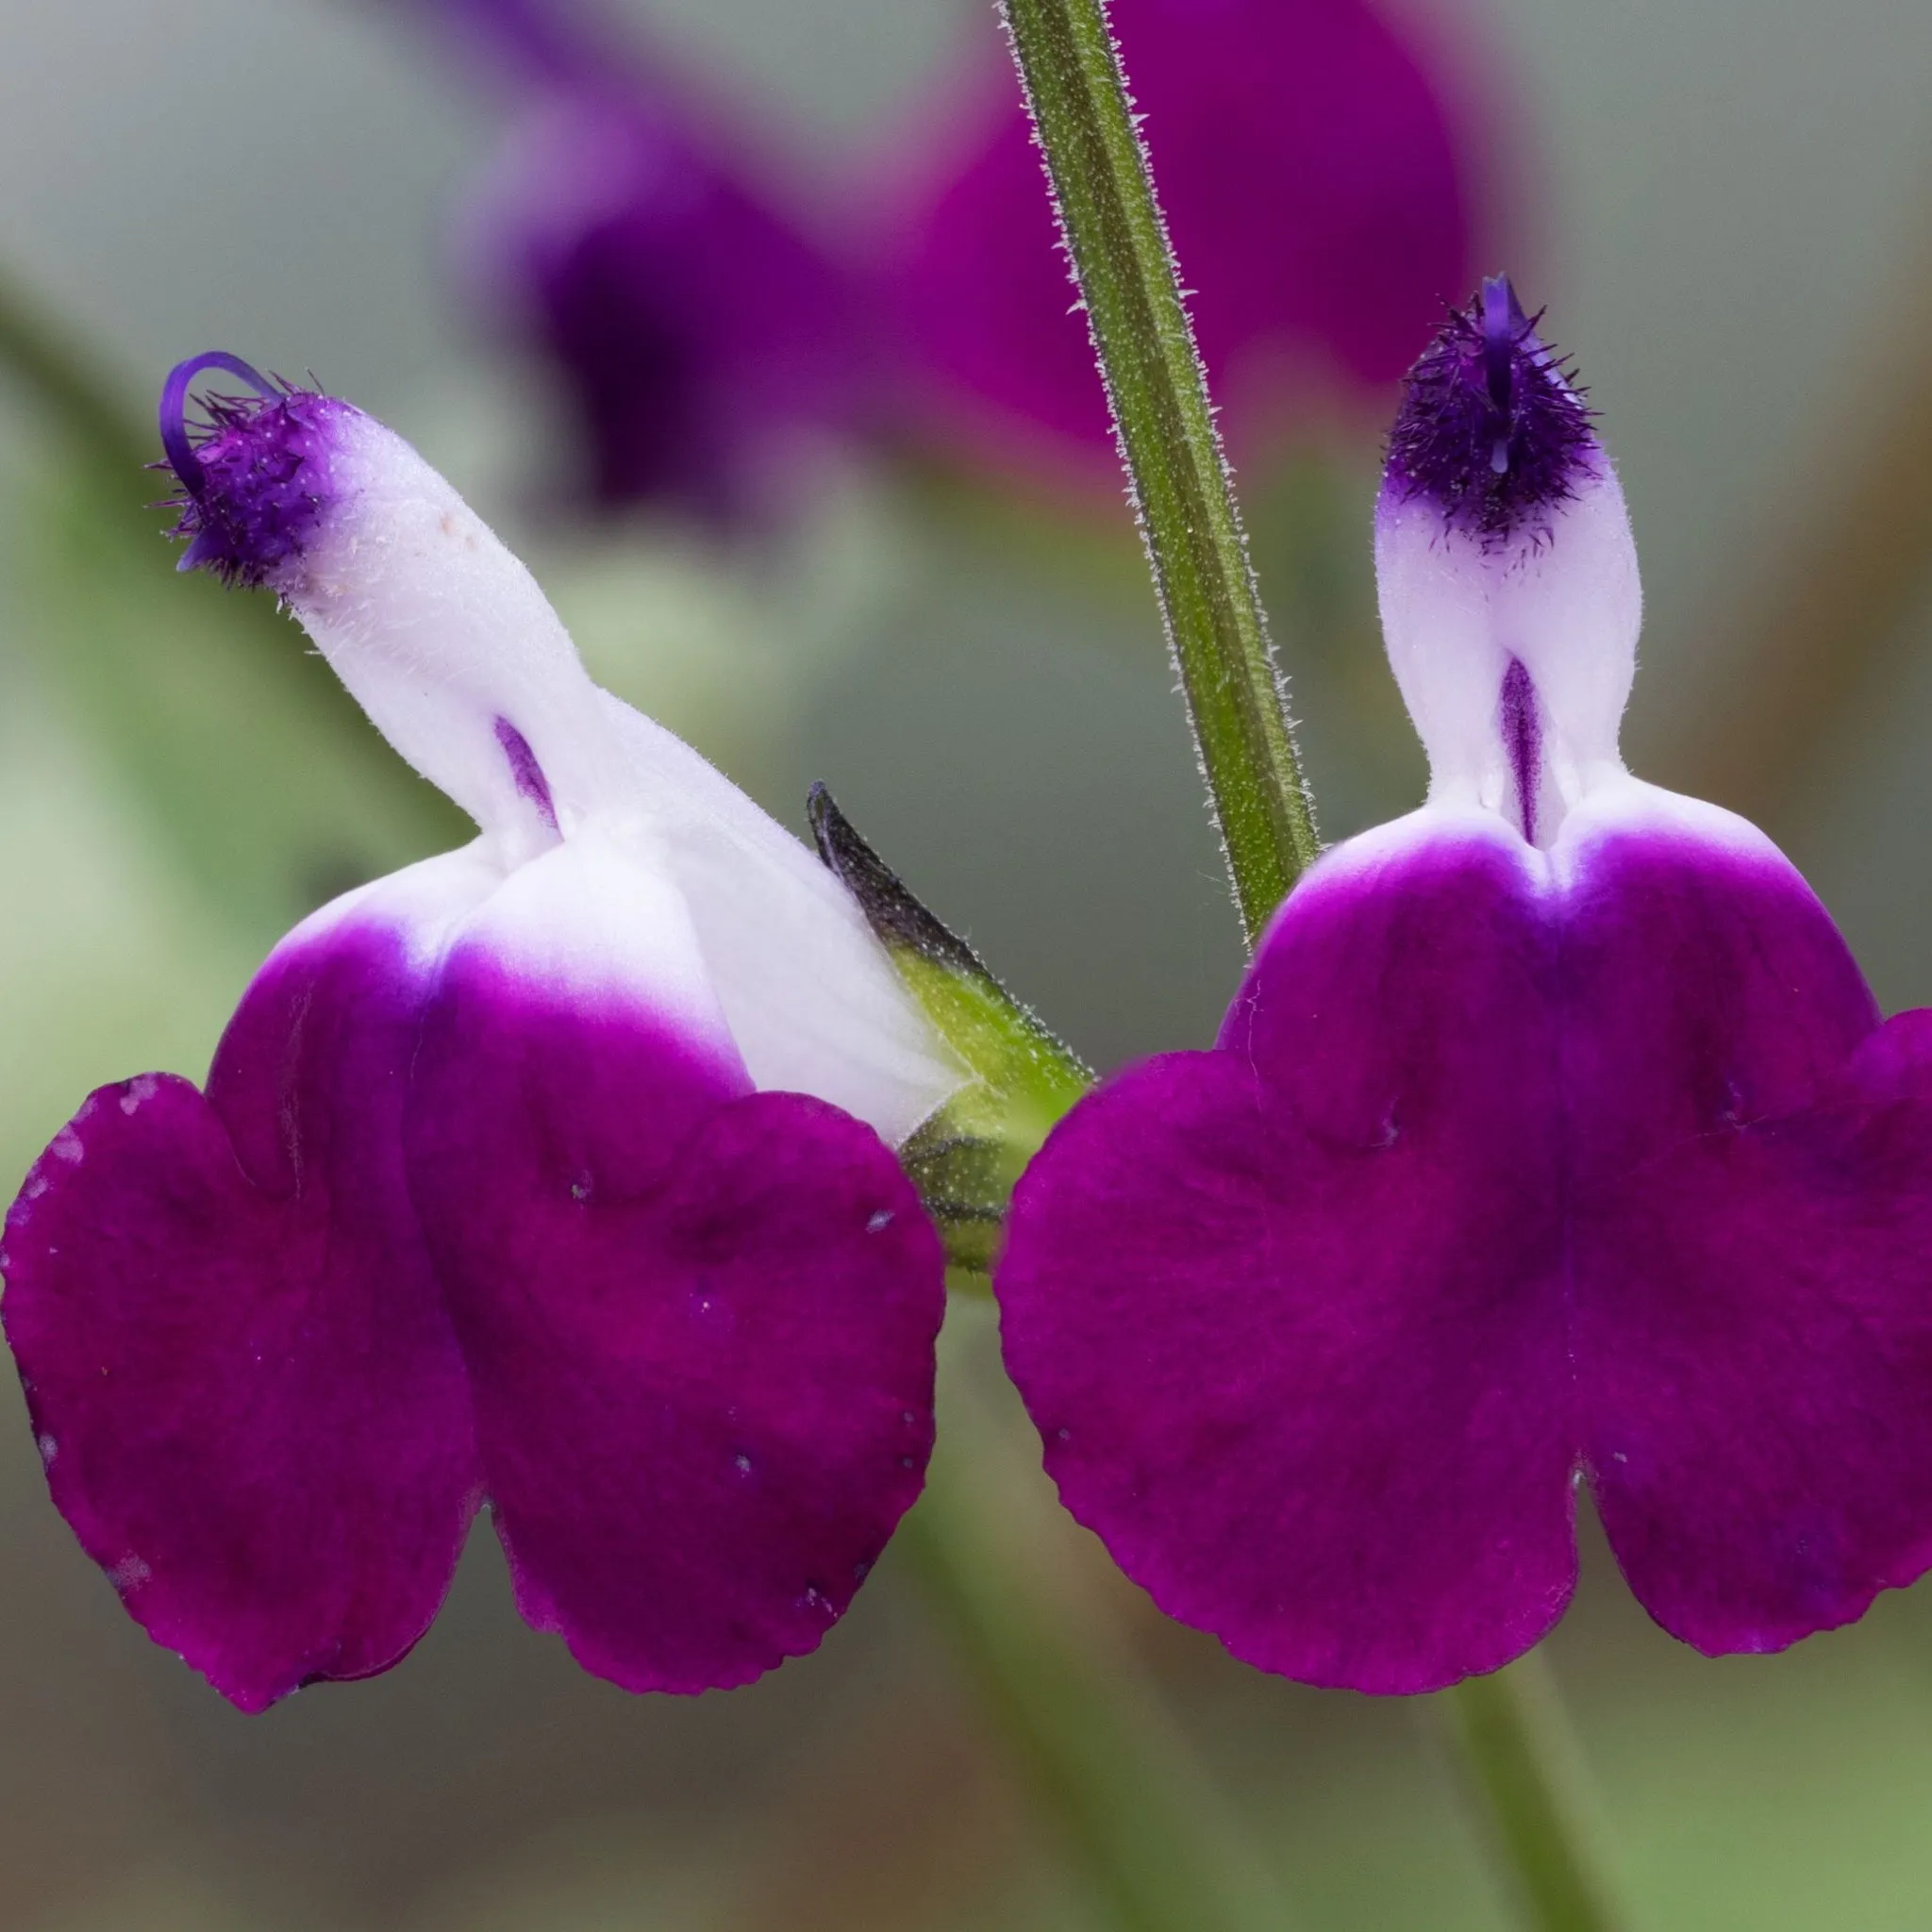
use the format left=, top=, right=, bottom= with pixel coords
left=493, top=718, right=558, bottom=830
left=1500, top=658, right=1540, bottom=844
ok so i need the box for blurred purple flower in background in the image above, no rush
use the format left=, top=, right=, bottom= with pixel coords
left=415, top=0, right=868, bottom=522
left=881, top=0, right=1477, bottom=475
left=403, top=0, right=1481, bottom=511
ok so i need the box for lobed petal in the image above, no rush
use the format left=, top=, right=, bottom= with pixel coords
left=28, top=347, right=961, bottom=1707
left=1002, top=783, right=1932, bottom=1686
left=996, top=273, right=1932, bottom=1684
left=1564, top=789, right=1932, bottom=1652
left=1000, top=818, right=1575, bottom=1691
left=1, top=859, right=495, bottom=1710
left=404, top=841, right=944, bottom=1691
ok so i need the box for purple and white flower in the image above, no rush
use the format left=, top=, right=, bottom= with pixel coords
left=2, top=354, right=960, bottom=1711
left=995, top=279, right=1932, bottom=1692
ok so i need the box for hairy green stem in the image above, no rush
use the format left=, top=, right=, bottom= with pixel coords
left=1441, top=1657, right=1635, bottom=1931
left=998, top=0, right=1318, bottom=937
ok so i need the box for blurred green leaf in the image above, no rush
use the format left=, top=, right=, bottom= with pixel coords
left=18, top=451, right=465, bottom=942
left=0, top=261, right=464, bottom=946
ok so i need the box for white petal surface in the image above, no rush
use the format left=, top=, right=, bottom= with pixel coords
left=271, top=840, right=509, bottom=980
left=598, top=692, right=965, bottom=1146
left=1374, top=465, right=1642, bottom=831
left=267, top=398, right=962, bottom=1144
left=289, top=410, right=628, bottom=851
left=444, top=833, right=746, bottom=1088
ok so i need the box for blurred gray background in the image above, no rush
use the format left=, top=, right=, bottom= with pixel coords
left=2, top=1, right=1932, bottom=1927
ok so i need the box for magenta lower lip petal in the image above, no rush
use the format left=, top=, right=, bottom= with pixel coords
left=992, top=282, right=1932, bottom=1691
left=998, top=805, right=1932, bottom=1691
left=2, top=358, right=959, bottom=1708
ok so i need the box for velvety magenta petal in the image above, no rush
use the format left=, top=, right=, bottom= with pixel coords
left=1, top=914, right=482, bottom=1712
left=406, top=947, right=945, bottom=1694
left=889, top=0, right=1473, bottom=466
left=999, top=821, right=1575, bottom=1691
left=1566, top=808, right=1932, bottom=1652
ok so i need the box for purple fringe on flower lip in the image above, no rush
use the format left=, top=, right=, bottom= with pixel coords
left=158, top=351, right=348, bottom=589
left=1500, top=658, right=1541, bottom=842
left=1383, top=275, right=1597, bottom=543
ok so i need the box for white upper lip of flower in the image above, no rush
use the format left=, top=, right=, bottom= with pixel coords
left=261, top=397, right=965, bottom=1146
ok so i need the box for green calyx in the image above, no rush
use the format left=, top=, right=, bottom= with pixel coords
left=808, top=785, right=1093, bottom=1288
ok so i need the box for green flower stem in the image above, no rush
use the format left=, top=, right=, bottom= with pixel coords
left=998, top=0, right=1319, bottom=938
left=1441, top=1656, right=1635, bottom=1932
left=904, top=1341, right=1281, bottom=1932
left=999, top=5, right=1635, bottom=1927
left=901, top=1508, right=1258, bottom=1932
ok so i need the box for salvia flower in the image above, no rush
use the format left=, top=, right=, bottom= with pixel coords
left=1, top=354, right=962, bottom=1711
left=996, top=279, right=1932, bottom=1692
left=427, top=0, right=865, bottom=521
left=887, top=0, right=1475, bottom=470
